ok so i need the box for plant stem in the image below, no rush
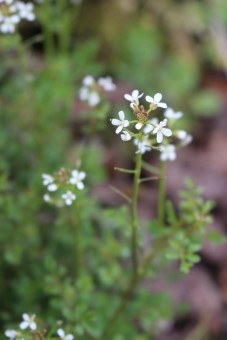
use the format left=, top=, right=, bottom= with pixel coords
left=73, top=203, right=82, bottom=279
left=130, top=151, right=142, bottom=276
left=158, top=161, right=166, bottom=226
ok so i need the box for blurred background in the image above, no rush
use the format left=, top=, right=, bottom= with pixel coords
left=1, top=0, right=227, bottom=339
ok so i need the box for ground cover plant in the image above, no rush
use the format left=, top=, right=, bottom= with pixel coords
left=1, top=1, right=227, bottom=339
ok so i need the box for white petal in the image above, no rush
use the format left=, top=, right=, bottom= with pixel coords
left=20, top=322, right=28, bottom=330
left=162, top=128, right=172, bottom=137
left=132, top=89, right=139, bottom=98
left=57, top=329, right=65, bottom=337
left=124, top=94, right=133, bottom=101
left=145, top=95, right=153, bottom=103
left=157, top=131, right=163, bottom=143
left=30, top=322, right=37, bottom=330
left=154, top=93, right=162, bottom=103
left=135, top=122, right=143, bottom=130
left=116, top=125, right=123, bottom=134
left=77, top=182, right=84, bottom=190
left=118, top=110, right=125, bottom=120
left=157, top=102, right=167, bottom=108
left=71, top=170, right=79, bottom=177
left=123, top=120, right=129, bottom=128
left=111, top=119, right=121, bottom=126
left=78, top=172, right=86, bottom=180
left=22, top=314, right=29, bottom=321
left=66, top=335, right=74, bottom=340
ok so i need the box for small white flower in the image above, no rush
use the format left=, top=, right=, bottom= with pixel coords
left=69, top=170, right=86, bottom=190
left=98, top=76, right=116, bottom=91
left=5, top=330, right=19, bottom=340
left=42, top=174, right=54, bottom=186
left=62, top=191, right=76, bottom=206
left=0, top=0, right=14, bottom=4
left=176, top=130, right=192, bottom=145
left=0, top=15, right=20, bottom=33
left=145, top=93, right=167, bottom=109
left=82, top=75, right=94, bottom=87
left=152, top=119, right=172, bottom=143
left=57, top=328, right=74, bottom=340
left=20, top=314, right=37, bottom=331
left=120, top=130, right=131, bottom=141
left=16, top=2, right=35, bottom=21
left=164, top=108, right=183, bottom=120
left=160, top=144, right=176, bottom=161
left=134, top=137, right=151, bottom=154
left=111, top=111, right=129, bottom=134
left=124, top=89, right=143, bottom=105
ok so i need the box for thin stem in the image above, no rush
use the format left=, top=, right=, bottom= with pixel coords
left=72, top=203, right=82, bottom=279
left=130, top=151, right=142, bottom=276
left=158, top=161, right=167, bottom=226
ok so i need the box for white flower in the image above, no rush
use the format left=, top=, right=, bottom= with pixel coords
left=164, top=108, right=183, bottom=120
left=152, top=119, right=172, bottom=143
left=176, top=130, right=192, bottom=145
left=111, top=111, right=129, bottom=134
left=16, top=2, right=35, bottom=21
left=134, top=137, right=151, bottom=154
left=145, top=93, right=167, bottom=109
left=120, top=130, right=131, bottom=141
left=20, top=314, right=37, bottom=331
left=69, top=170, right=86, bottom=190
left=82, top=75, right=94, bottom=86
left=5, top=330, right=19, bottom=340
left=57, top=328, right=74, bottom=340
left=42, top=174, right=58, bottom=191
left=0, top=15, right=20, bottom=33
left=98, top=76, right=116, bottom=91
left=0, top=0, right=14, bottom=4
left=42, top=174, right=54, bottom=186
left=160, top=144, right=176, bottom=161
left=62, top=191, right=76, bottom=205
left=124, top=89, right=143, bottom=105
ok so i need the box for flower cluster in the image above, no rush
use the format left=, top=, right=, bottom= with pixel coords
left=42, top=167, right=86, bottom=207
left=5, top=313, right=74, bottom=340
left=0, top=0, right=35, bottom=34
left=110, top=90, right=192, bottom=161
left=79, top=75, right=116, bottom=107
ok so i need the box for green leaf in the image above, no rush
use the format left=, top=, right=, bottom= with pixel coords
left=207, top=231, right=227, bottom=244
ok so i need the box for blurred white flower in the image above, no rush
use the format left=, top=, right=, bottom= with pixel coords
left=62, top=191, right=76, bottom=206
left=69, top=170, right=86, bottom=190
left=43, top=194, right=51, bottom=202
left=164, top=108, right=183, bottom=120
left=176, top=130, right=192, bottom=145
left=134, top=137, right=151, bottom=154
left=120, top=130, right=131, bottom=141
left=0, top=14, right=19, bottom=33
left=145, top=93, right=167, bottom=109
left=160, top=144, right=176, bottom=161
left=152, top=119, right=172, bottom=143
left=42, top=174, right=53, bottom=186
left=98, top=76, right=116, bottom=91
left=16, top=2, right=35, bottom=21
left=87, top=91, right=100, bottom=106
left=111, top=110, right=129, bottom=134
left=135, top=122, right=144, bottom=130
left=5, top=330, right=19, bottom=340
left=57, top=328, right=74, bottom=340
left=124, top=89, right=143, bottom=105
left=20, top=314, right=37, bottom=331
left=82, top=75, right=94, bottom=86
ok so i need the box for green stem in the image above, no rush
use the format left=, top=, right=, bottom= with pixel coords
left=73, top=203, right=82, bottom=279
left=158, top=161, right=167, bottom=226
left=131, top=151, right=142, bottom=276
